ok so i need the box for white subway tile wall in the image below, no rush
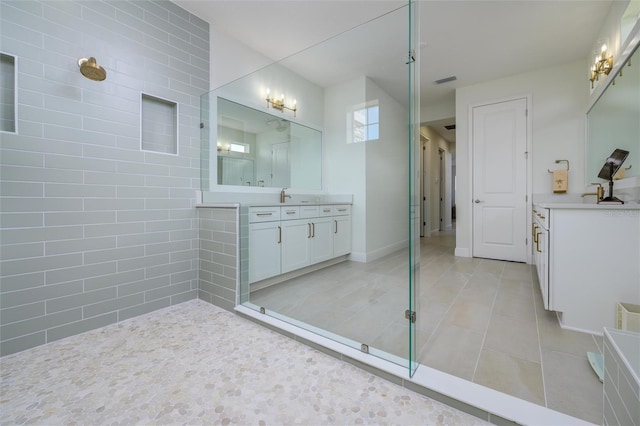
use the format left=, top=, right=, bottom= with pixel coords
left=0, top=0, right=208, bottom=356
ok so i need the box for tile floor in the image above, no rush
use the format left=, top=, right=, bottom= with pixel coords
left=251, top=230, right=604, bottom=424
left=0, top=299, right=487, bottom=425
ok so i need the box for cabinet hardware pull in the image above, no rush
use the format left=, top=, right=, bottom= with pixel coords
left=323, top=209, right=331, bottom=213
left=334, top=220, right=338, bottom=234
left=307, top=223, right=312, bottom=238
left=532, top=224, right=538, bottom=242
left=338, top=208, right=347, bottom=212
left=278, top=226, right=281, bottom=244
left=535, top=232, right=542, bottom=252
left=286, top=211, right=296, bottom=215
left=312, top=222, right=315, bottom=237
left=256, top=212, right=272, bottom=216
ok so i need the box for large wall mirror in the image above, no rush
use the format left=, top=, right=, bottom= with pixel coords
left=587, top=35, right=640, bottom=183
left=216, top=97, right=322, bottom=189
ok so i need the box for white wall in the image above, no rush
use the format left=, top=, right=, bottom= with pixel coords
left=365, top=78, right=409, bottom=259
left=323, top=77, right=409, bottom=262
left=210, top=27, right=271, bottom=91
left=324, top=78, right=367, bottom=258
left=455, top=60, right=588, bottom=256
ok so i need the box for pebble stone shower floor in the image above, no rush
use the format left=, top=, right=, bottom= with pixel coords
left=0, top=299, right=487, bottom=425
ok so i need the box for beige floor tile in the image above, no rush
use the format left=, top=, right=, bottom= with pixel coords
left=502, top=263, right=534, bottom=281
left=538, top=314, right=601, bottom=357
left=541, top=349, right=603, bottom=424
left=457, top=279, right=499, bottom=307
left=474, top=348, right=545, bottom=405
left=483, top=313, right=541, bottom=363
left=421, top=323, right=484, bottom=381
left=247, top=231, right=601, bottom=423
left=443, top=299, right=492, bottom=333
left=492, top=289, right=536, bottom=323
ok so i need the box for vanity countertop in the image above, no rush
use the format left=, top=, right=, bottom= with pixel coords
left=249, top=202, right=352, bottom=207
left=534, top=202, right=640, bottom=210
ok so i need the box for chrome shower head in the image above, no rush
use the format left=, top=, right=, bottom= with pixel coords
left=78, top=57, right=106, bottom=81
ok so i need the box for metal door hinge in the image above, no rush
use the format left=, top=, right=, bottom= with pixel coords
left=405, top=310, right=416, bottom=323
left=406, top=49, right=416, bottom=64
left=200, top=122, right=204, bottom=129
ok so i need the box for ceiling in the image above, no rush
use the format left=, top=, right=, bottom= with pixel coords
left=174, top=0, right=614, bottom=143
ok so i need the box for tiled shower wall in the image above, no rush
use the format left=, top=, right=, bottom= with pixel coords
left=197, top=206, right=239, bottom=312
left=0, top=0, right=208, bottom=356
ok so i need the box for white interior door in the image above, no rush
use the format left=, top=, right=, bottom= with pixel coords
left=472, top=98, right=528, bottom=262
left=271, top=142, right=290, bottom=187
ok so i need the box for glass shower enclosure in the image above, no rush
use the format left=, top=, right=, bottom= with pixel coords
left=201, top=2, right=421, bottom=376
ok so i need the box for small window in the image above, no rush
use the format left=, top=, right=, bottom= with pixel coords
left=229, top=142, right=249, bottom=153
left=141, top=93, right=178, bottom=155
left=350, top=103, right=379, bottom=143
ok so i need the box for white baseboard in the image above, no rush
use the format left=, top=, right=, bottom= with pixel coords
left=349, top=240, right=408, bottom=263
left=454, top=247, right=471, bottom=257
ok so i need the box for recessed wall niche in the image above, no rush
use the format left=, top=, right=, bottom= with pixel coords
left=0, top=52, right=16, bottom=133
left=141, top=93, right=178, bottom=155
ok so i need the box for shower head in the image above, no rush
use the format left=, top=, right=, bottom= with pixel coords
left=78, top=57, right=106, bottom=81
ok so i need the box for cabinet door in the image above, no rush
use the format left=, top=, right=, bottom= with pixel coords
left=310, top=217, right=334, bottom=264
left=248, top=222, right=281, bottom=283
left=281, top=219, right=311, bottom=273
left=333, top=215, right=351, bottom=256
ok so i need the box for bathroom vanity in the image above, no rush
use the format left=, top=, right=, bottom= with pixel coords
left=248, top=203, right=352, bottom=284
left=533, top=202, right=640, bottom=334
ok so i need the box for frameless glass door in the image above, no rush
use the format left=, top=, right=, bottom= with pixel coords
left=200, top=2, right=421, bottom=376
left=407, top=0, right=421, bottom=377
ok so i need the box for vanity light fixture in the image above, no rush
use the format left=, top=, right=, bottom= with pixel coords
left=266, top=89, right=297, bottom=117
left=589, top=43, right=613, bottom=88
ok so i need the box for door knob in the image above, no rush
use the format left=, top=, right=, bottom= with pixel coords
left=474, top=199, right=482, bottom=203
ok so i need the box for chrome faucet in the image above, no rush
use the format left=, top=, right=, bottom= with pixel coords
left=280, top=188, right=291, bottom=203
left=580, top=183, right=604, bottom=203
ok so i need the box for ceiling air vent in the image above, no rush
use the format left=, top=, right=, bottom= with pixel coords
left=434, top=76, right=457, bottom=85
left=444, top=124, right=456, bottom=130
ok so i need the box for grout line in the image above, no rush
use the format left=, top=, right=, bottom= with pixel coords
left=532, top=270, right=549, bottom=408
left=470, top=261, right=503, bottom=381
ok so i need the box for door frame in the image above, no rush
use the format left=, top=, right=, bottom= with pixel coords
left=468, top=94, right=533, bottom=264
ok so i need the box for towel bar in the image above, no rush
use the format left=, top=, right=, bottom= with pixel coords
left=547, top=159, right=569, bottom=173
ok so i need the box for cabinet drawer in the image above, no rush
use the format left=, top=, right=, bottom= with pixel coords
left=318, top=205, right=333, bottom=217
left=280, top=206, right=300, bottom=220
left=299, top=205, right=320, bottom=219
left=333, top=205, right=351, bottom=216
left=248, top=207, right=281, bottom=223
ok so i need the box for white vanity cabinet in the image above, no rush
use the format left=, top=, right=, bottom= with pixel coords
left=333, top=205, right=352, bottom=257
left=533, top=203, right=640, bottom=334
left=248, top=204, right=352, bottom=284
left=532, top=207, right=549, bottom=309
left=248, top=207, right=281, bottom=283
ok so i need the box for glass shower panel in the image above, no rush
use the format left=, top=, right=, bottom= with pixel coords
left=407, top=0, right=421, bottom=377
left=200, top=3, right=420, bottom=374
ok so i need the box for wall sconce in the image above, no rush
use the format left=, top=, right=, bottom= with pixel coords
left=266, top=89, right=297, bottom=117
left=589, top=43, right=613, bottom=88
